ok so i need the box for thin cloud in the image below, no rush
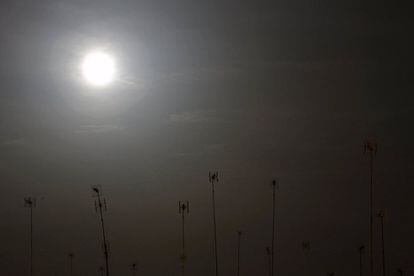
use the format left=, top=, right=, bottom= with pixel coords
left=168, top=110, right=220, bottom=124
left=75, top=124, right=123, bottom=134
left=1, top=138, right=26, bottom=147
left=175, top=143, right=224, bottom=157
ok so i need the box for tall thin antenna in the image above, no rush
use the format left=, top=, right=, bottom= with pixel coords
left=301, top=240, right=311, bottom=275
left=179, top=200, right=190, bottom=276
left=358, top=245, right=365, bottom=276
left=24, top=197, right=36, bottom=276
left=364, top=140, right=377, bottom=276
left=92, top=185, right=110, bottom=276
left=236, top=231, right=242, bottom=276
left=68, top=252, right=74, bottom=276
left=378, top=210, right=386, bottom=276
left=131, top=263, right=137, bottom=276
left=99, top=266, right=104, bottom=276
left=266, top=247, right=271, bottom=276
left=271, top=179, right=279, bottom=276
left=209, top=171, right=219, bottom=276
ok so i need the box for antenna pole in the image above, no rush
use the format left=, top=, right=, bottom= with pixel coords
left=68, top=253, right=74, bottom=276
left=30, top=204, right=33, bottom=276
left=359, top=245, right=365, bottom=276
left=131, top=263, right=137, bottom=276
left=364, top=141, right=377, bottom=276
left=369, top=151, right=374, bottom=276
left=266, top=247, right=271, bottom=276
left=179, top=201, right=189, bottom=276
left=99, top=266, right=104, bottom=276
left=271, top=179, right=278, bottom=276
left=209, top=172, right=219, bottom=276
left=301, top=241, right=311, bottom=275
left=236, top=231, right=242, bottom=276
left=378, top=211, right=386, bottom=276
left=92, top=186, right=110, bottom=276
left=24, top=197, right=36, bottom=276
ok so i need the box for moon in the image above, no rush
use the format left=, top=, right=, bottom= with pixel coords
left=81, top=51, right=116, bottom=87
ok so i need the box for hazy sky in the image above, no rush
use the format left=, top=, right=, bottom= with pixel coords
left=0, top=1, right=413, bottom=275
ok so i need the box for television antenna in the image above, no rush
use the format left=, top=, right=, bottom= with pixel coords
left=92, top=185, right=110, bottom=276
left=179, top=200, right=190, bottom=276
left=24, top=197, right=36, bottom=276
left=209, top=171, right=219, bottom=276
left=364, top=140, right=378, bottom=276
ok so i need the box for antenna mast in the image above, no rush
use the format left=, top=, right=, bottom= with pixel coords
left=92, top=185, right=110, bottom=276
left=271, top=179, right=279, bottom=276
left=24, top=197, right=36, bottom=276
left=301, top=240, right=311, bottom=275
left=358, top=245, right=365, bottom=276
left=209, top=171, right=219, bottom=276
left=378, top=210, right=386, bottom=276
left=236, top=231, right=242, bottom=276
left=131, top=263, right=137, bottom=276
left=179, top=201, right=190, bottom=276
left=266, top=247, right=271, bottom=276
left=99, top=266, right=104, bottom=276
left=364, top=140, right=377, bottom=276
left=68, top=252, right=74, bottom=276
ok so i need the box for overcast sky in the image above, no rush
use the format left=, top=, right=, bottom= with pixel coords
left=0, top=1, right=413, bottom=275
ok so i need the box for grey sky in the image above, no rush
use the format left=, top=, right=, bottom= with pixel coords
left=0, top=1, right=413, bottom=275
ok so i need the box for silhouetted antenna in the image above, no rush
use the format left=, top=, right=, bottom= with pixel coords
left=266, top=247, right=271, bottom=276
left=179, top=200, right=190, bottom=276
left=270, top=179, right=279, bottom=276
left=68, top=252, right=74, bottom=276
left=99, top=266, right=105, bottom=276
left=236, top=231, right=242, bottom=276
left=301, top=240, right=311, bottom=275
left=92, top=185, right=110, bottom=276
left=130, top=263, right=137, bottom=276
left=24, top=197, right=36, bottom=276
left=209, top=171, right=219, bottom=276
left=378, top=210, right=387, bottom=276
left=364, top=140, right=377, bottom=276
left=301, top=241, right=311, bottom=251
left=358, top=245, right=365, bottom=276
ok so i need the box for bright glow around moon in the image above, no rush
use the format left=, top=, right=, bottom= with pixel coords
left=81, top=51, right=115, bottom=87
